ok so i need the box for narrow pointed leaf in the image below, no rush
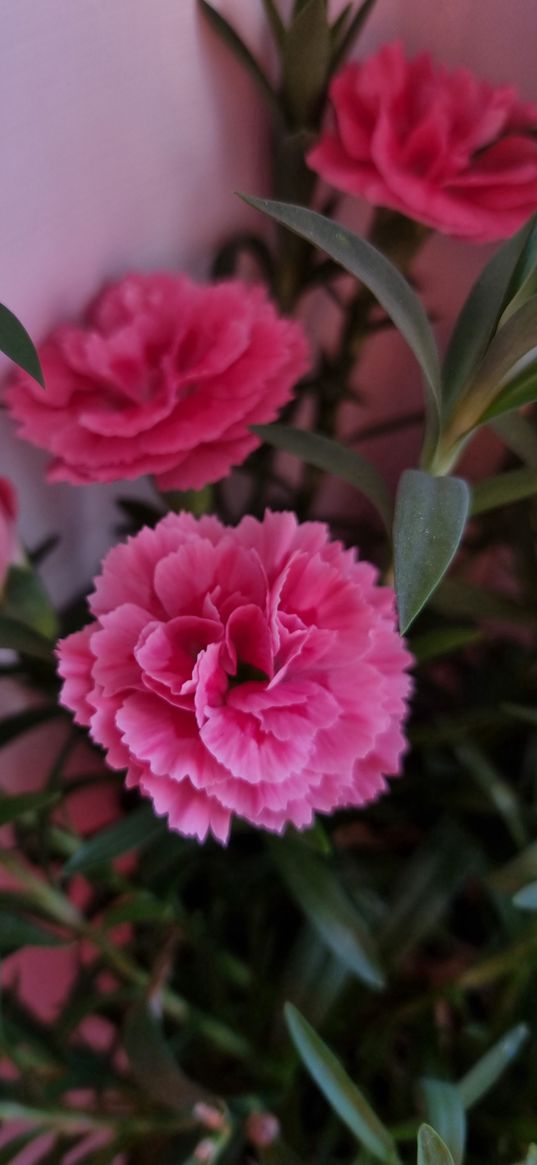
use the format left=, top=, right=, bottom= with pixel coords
left=513, top=880, right=537, bottom=910
left=261, top=0, right=285, bottom=48
left=491, top=412, right=537, bottom=467
left=443, top=218, right=535, bottom=411
left=501, top=215, right=537, bottom=322
left=393, top=470, right=470, bottom=633
left=457, top=1024, right=529, bottom=1109
left=283, top=0, right=331, bottom=125
left=457, top=296, right=537, bottom=430
left=0, top=302, right=43, bottom=386
left=124, top=1004, right=205, bottom=1111
left=63, top=804, right=166, bottom=875
left=471, top=466, right=537, bottom=515
left=480, top=360, right=537, bottom=425
left=0, top=614, right=55, bottom=659
left=330, top=0, right=377, bottom=73
left=240, top=196, right=441, bottom=418
left=285, top=1004, right=398, bottom=1162
left=411, top=625, right=481, bottom=664
left=199, top=1, right=280, bottom=115
left=274, top=843, right=385, bottom=989
left=418, top=1125, right=455, bottom=1165
left=0, top=912, right=66, bottom=953
left=421, top=1081, right=466, bottom=1165
left=253, top=423, right=392, bottom=526
left=0, top=789, right=59, bottom=825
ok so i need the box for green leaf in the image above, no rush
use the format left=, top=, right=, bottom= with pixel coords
left=457, top=1024, right=529, bottom=1109
left=501, top=215, right=537, bottom=323
left=420, top=1081, right=466, bottom=1165
left=410, top=625, right=482, bottom=664
left=330, top=0, right=377, bottom=74
left=198, top=1, right=280, bottom=115
left=261, top=0, right=285, bottom=48
left=393, top=470, right=470, bottom=633
left=102, top=890, right=174, bottom=928
left=442, top=218, right=535, bottom=412
left=417, top=1125, right=455, bottom=1165
left=0, top=789, right=59, bottom=825
left=471, top=466, right=537, bottom=515
left=0, top=302, right=43, bottom=386
left=0, top=912, right=66, bottom=953
left=124, top=1004, right=205, bottom=1111
left=63, top=804, right=166, bottom=875
left=253, top=423, right=392, bottom=527
left=285, top=1004, right=398, bottom=1162
left=274, top=843, right=385, bottom=990
left=380, top=824, right=480, bottom=963
left=513, top=880, right=537, bottom=910
left=3, top=565, right=58, bottom=639
left=458, top=296, right=537, bottom=429
left=283, top=0, right=330, bottom=125
left=0, top=614, right=55, bottom=659
left=490, top=412, right=537, bottom=467
left=240, top=196, right=441, bottom=420
left=454, top=742, right=527, bottom=848
left=0, top=705, right=62, bottom=748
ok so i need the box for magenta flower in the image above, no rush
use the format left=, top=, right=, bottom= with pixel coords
left=0, top=477, right=18, bottom=592
left=6, top=274, right=309, bottom=490
left=307, top=42, right=537, bottom=242
left=57, top=510, right=412, bottom=844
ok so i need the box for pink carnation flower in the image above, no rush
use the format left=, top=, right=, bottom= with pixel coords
left=0, top=477, right=18, bottom=591
left=5, top=275, right=309, bottom=490
left=307, top=42, right=537, bottom=242
left=57, top=510, right=412, bottom=844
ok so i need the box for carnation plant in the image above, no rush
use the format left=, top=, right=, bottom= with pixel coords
left=2, top=2, right=537, bottom=1163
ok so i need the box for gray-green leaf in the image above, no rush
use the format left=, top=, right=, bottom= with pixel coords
left=285, top=1004, right=398, bottom=1162
left=0, top=302, right=43, bottom=386
left=417, top=1125, right=455, bottom=1165
left=253, top=423, right=392, bottom=527
left=283, top=0, right=331, bottom=126
left=420, top=1081, right=465, bottom=1165
left=393, top=470, right=470, bottom=633
left=457, top=1024, right=529, bottom=1110
left=240, top=196, right=441, bottom=421
left=63, top=804, right=166, bottom=875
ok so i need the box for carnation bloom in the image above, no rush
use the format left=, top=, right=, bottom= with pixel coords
left=57, top=510, right=412, bottom=843
left=5, top=275, right=309, bottom=490
left=307, top=42, right=537, bottom=242
left=0, top=477, right=18, bottom=592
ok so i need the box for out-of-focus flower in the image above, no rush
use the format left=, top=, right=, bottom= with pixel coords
left=6, top=274, right=309, bottom=490
left=307, top=42, right=537, bottom=242
left=0, top=477, right=18, bottom=592
left=58, top=509, right=412, bottom=844
left=246, top=1112, right=281, bottom=1148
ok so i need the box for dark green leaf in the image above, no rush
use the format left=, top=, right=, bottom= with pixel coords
left=0, top=705, right=62, bottom=748
left=0, top=789, right=59, bottom=825
left=0, top=912, right=66, bottom=953
left=0, top=614, right=55, bottom=659
left=513, top=880, right=537, bottom=910
left=330, top=0, right=377, bottom=74
left=410, top=625, right=482, bottom=664
left=457, top=1024, right=529, bottom=1109
left=393, top=470, right=470, bottom=633
left=285, top=1004, right=398, bottom=1162
left=240, top=196, right=441, bottom=420
left=442, top=218, right=535, bottom=412
left=417, top=1125, right=455, bottom=1165
left=0, top=302, right=43, bottom=386
left=261, top=0, right=285, bottom=48
left=283, top=0, right=331, bottom=125
left=253, top=423, right=392, bottom=527
left=455, top=742, right=527, bottom=848
left=102, top=890, right=174, bottom=928
left=63, top=804, right=166, bottom=876
left=479, top=359, right=537, bottom=425
left=3, top=565, right=58, bottom=639
left=380, top=824, right=480, bottom=962
left=199, top=1, right=280, bottom=115
left=458, top=296, right=537, bottom=429
left=471, top=466, right=537, bottom=515
left=490, top=412, right=537, bottom=467
left=124, top=1004, right=205, bottom=1111
left=274, top=843, right=385, bottom=990
left=420, top=1081, right=466, bottom=1165
left=501, top=215, right=537, bottom=322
